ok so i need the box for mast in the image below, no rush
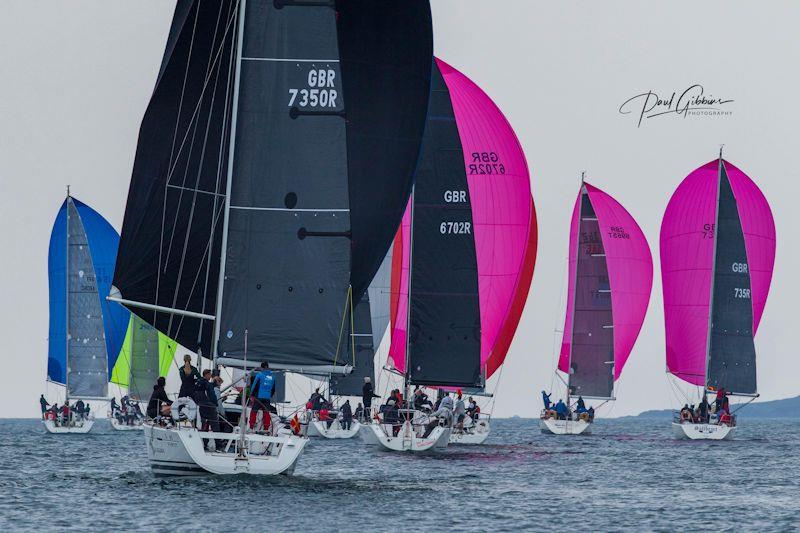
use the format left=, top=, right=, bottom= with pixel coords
left=404, top=185, right=416, bottom=414
left=565, top=172, right=585, bottom=406
left=65, top=185, right=70, bottom=405
left=703, top=147, right=724, bottom=397
left=211, top=0, right=247, bottom=368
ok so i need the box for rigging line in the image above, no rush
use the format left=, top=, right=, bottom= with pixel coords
left=171, top=202, right=227, bottom=339
left=164, top=5, right=239, bottom=187
left=166, top=183, right=226, bottom=198
left=166, top=6, right=229, bottom=336
left=197, top=1, right=238, bottom=351
left=331, top=285, right=351, bottom=369
left=163, top=1, right=228, bottom=286
left=155, top=2, right=221, bottom=327
left=167, top=0, right=201, bottom=173
left=165, top=118, right=204, bottom=336
left=313, top=286, right=353, bottom=395
left=350, top=287, right=356, bottom=367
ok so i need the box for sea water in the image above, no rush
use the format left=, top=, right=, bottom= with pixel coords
left=0, top=418, right=797, bottom=531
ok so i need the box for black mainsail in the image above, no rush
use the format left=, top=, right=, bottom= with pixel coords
left=706, top=161, right=757, bottom=395
left=407, top=63, right=482, bottom=388
left=112, top=1, right=433, bottom=372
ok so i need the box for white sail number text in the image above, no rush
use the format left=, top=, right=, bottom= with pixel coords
left=440, top=222, right=472, bottom=234
left=288, top=69, right=338, bottom=108
left=734, top=287, right=751, bottom=299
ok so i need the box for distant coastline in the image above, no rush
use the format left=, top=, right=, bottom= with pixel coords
left=630, top=395, right=800, bottom=419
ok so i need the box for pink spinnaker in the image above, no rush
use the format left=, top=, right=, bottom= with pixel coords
left=389, top=58, right=537, bottom=378
left=660, top=159, right=776, bottom=385
left=557, top=183, right=653, bottom=380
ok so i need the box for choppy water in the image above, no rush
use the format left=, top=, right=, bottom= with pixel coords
left=1, top=418, right=798, bottom=532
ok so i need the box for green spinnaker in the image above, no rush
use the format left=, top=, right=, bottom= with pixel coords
left=110, top=315, right=178, bottom=402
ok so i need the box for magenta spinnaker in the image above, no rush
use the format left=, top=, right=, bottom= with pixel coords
left=660, top=159, right=776, bottom=386
left=389, top=58, right=537, bottom=378
left=558, top=183, right=653, bottom=380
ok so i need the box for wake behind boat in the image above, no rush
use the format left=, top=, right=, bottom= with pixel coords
left=661, top=152, right=776, bottom=441
left=541, top=176, right=652, bottom=436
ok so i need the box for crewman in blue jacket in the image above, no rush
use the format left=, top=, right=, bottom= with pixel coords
left=249, top=362, right=275, bottom=430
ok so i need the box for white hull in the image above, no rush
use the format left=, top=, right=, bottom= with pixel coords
left=539, top=418, right=592, bottom=435
left=449, top=419, right=490, bottom=445
left=671, top=422, right=735, bottom=440
left=360, top=421, right=449, bottom=452
left=144, top=424, right=307, bottom=476
left=110, top=418, right=144, bottom=431
left=308, top=419, right=360, bottom=439
left=43, top=419, right=94, bottom=434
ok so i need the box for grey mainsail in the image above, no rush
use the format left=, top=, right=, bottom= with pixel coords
left=407, top=64, right=482, bottom=388
left=66, top=198, right=109, bottom=399
left=567, top=189, right=614, bottom=399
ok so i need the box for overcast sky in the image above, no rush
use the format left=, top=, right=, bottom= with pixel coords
left=1, top=1, right=798, bottom=418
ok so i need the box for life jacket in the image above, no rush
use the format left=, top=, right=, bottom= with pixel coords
left=290, top=415, right=301, bottom=435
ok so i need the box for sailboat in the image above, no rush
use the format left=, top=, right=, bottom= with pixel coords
left=306, top=297, right=374, bottom=439
left=108, top=315, right=178, bottom=430
left=541, top=178, right=652, bottom=435
left=44, top=190, right=130, bottom=434
left=362, top=58, right=537, bottom=451
left=661, top=153, right=775, bottom=440
left=110, top=1, right=433, bottom=475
